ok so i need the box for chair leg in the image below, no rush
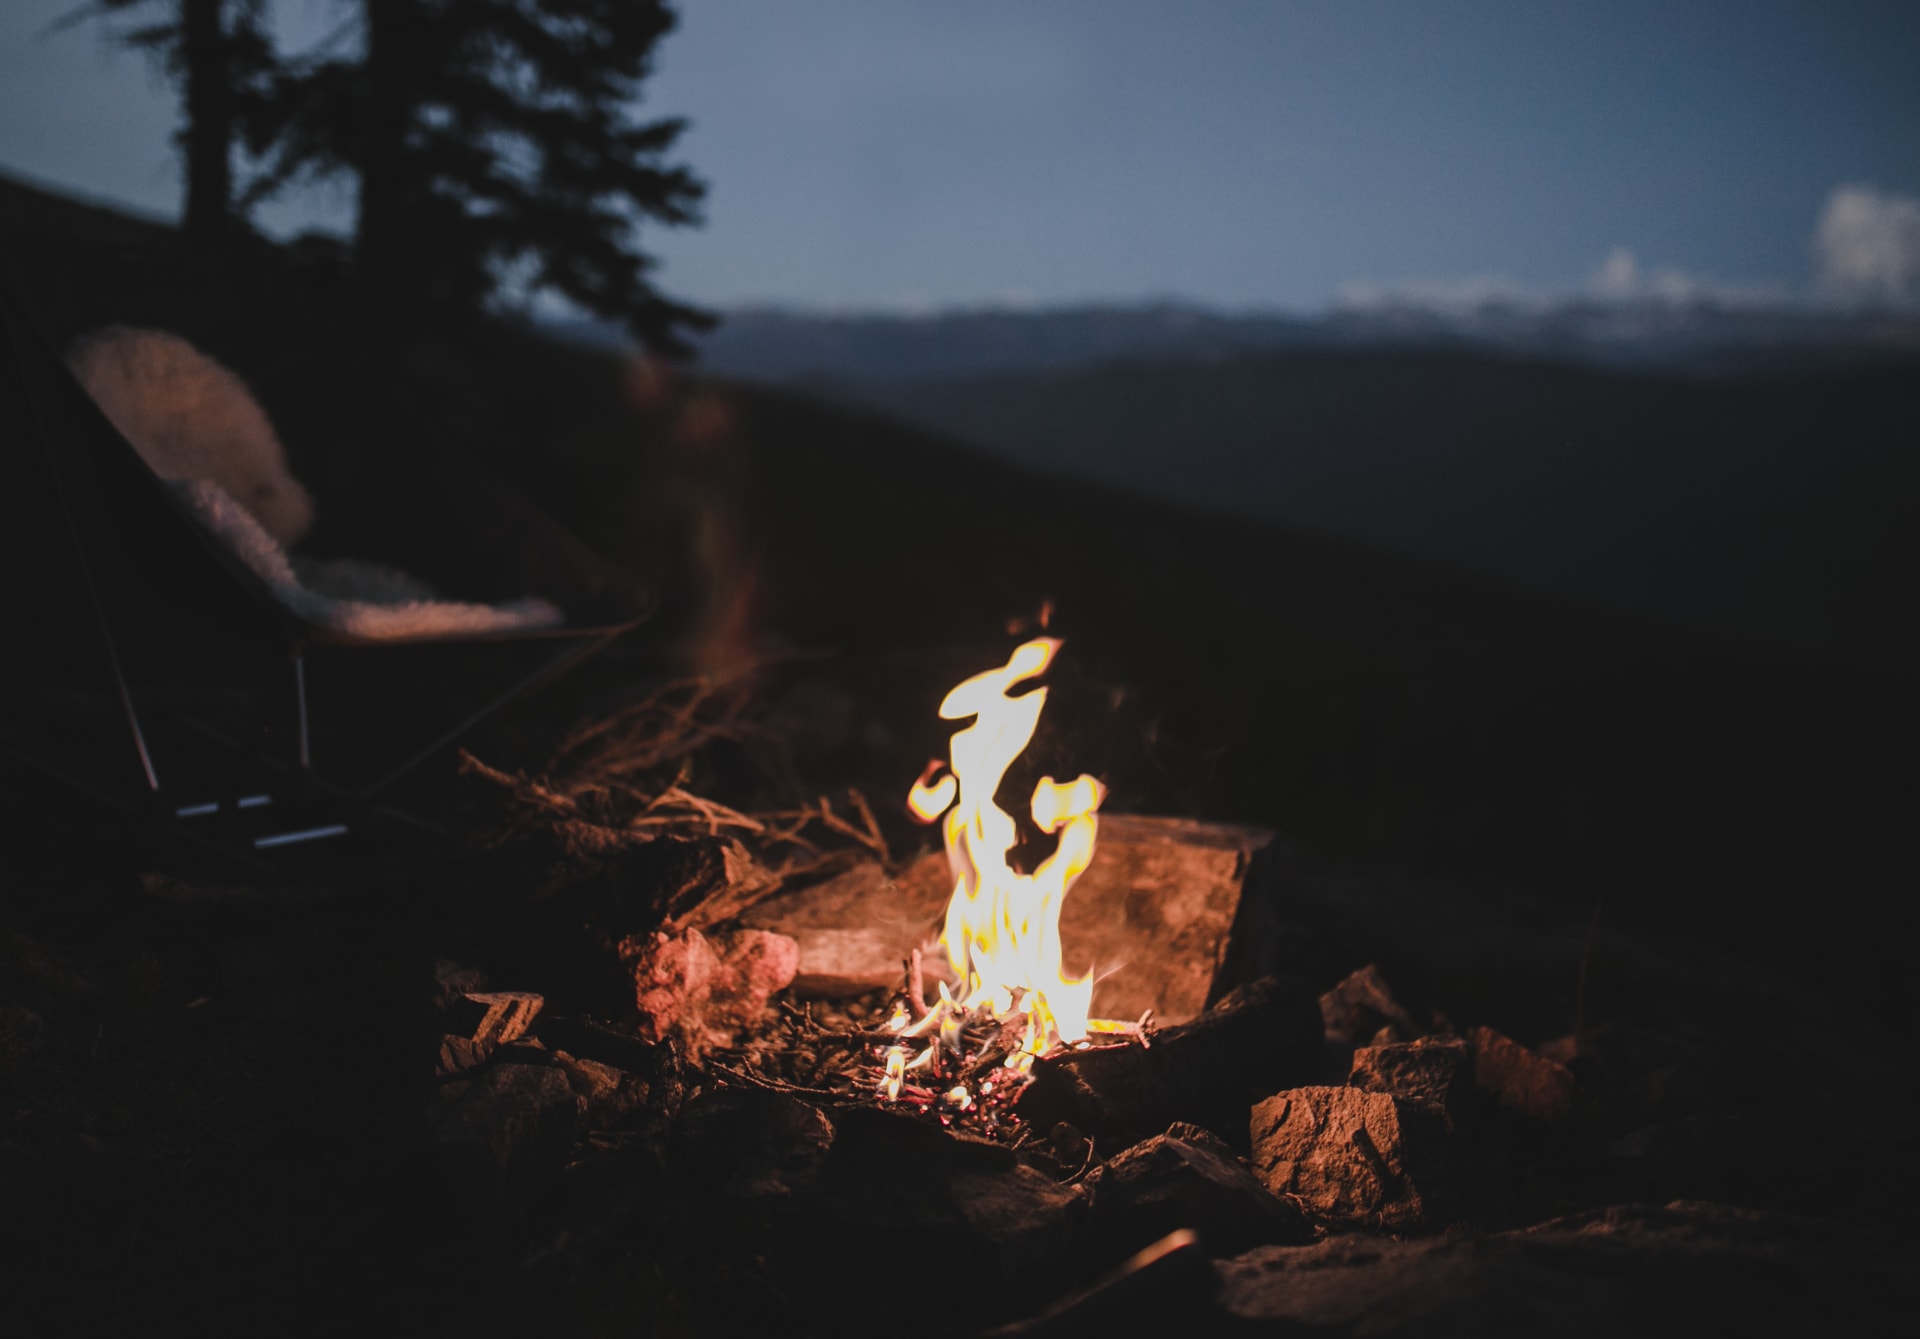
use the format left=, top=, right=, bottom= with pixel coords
left=293, top=653, right=311, bottom=773
left=357, top=632, right=618, bottom=798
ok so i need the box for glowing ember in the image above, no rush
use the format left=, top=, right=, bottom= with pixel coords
left=903, top=637, right=1106, bottom=1069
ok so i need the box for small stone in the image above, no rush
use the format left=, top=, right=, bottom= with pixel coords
left=1050, top=1122, right=1095, bottom=1169
left=620, top=926, right=798, bottom=1055
left=432, top=958, right=489, bottom=1008
left=449, top=990, right=544, bottom=1047
left=553, top=1051, right=646, bottom=1126
left=1470, top=1026, right=1574, bottom=1121
left=1350, top=1036, right=1474, bottom=1128
left=1318, top=964, right=1422, bottom=1046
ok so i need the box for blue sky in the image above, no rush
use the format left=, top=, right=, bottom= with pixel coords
left=3, top=1, right=1917, bottom=310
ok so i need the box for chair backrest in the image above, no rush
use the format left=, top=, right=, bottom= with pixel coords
left=0, top=271, right=302, bottom=656
left=1, top=268, right=656, bottom=652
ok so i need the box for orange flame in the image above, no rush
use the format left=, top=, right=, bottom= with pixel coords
left=906, top=638, right=1106, bottom=1061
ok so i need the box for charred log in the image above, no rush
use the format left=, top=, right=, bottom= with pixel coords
left=1016, top=976, right=1325, bottom=1153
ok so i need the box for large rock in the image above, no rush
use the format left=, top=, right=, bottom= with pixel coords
left=1214, top=1201, right=1910, bottom=1337
left=1085, top=1129, right=1311, bottom=1262
left=1349, top=1035, right=1474, bottom=1128
left=1248, top=1086, right=1449, bottom=1231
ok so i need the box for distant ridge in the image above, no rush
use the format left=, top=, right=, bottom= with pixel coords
left=547, top=295, right=1920, bottom=382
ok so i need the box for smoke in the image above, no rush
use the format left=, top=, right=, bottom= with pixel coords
left=1814, top=185, right=1920, bottom=307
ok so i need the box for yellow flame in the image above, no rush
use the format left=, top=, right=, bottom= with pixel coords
left=908, top=637, right=1105, bottom=1056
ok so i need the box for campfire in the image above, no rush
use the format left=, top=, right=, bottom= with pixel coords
left=862, top=637, right=1148, bottom=1126
left=401, top=631, right=1874, bottom=1337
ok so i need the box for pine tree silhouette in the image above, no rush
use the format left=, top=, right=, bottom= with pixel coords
left=71, top=0, right=277, bottom=239
left=256, top=0, right=710, bottom=354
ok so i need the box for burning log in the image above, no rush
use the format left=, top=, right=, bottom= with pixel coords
left=1015, top=976, right=1325, bottom=1153
left=738, top=855, right=952, bottom=997
left=741, top=816, right=1269, bottom=1025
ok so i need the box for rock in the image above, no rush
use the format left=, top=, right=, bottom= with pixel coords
left=1318, top=964, right=1422, bottom=1046
left=743, top=815, right=1270, bottom=1025
left=553, top=1051, right=646, bottom=1126
left=1086, top=1131, right=1311, bottom=1263
left=1214, top=1201, right=1910, bottom=1337
left=817, top=1106, right=1085, bottom=1298
left=1249, top=1086, right=1439, bottom=1230
left=619, top=926, right=798, bottom=1056
left=1018, top=976, right=1325, bottom=1153
left=1470, top=1025, right=1574, bottom=1121
left=437, top=1034, right=491, bottom=1078
left=432, top=1062, right=579, bottom=1177
left=673, top=1087, right=835, bottom=1200
left=1050, top=1121, right=1095, bottom=1170
left=1349, top=1036, right=1474, bottom=1128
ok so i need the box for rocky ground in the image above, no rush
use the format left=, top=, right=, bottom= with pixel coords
left=4, top=736, right=1912, bottom=1335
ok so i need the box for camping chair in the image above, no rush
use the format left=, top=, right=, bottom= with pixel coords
left=0, top=274, right=654, bottom=865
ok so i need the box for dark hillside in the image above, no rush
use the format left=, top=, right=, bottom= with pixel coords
left=2, top=171, right=1911, bottom=1000
left=839, top=349, right=1920, bottom=667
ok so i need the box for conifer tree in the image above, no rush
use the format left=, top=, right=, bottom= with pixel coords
left=258, top=0, right=710, bottom=353
left=74, top=0, right=276, bottom=238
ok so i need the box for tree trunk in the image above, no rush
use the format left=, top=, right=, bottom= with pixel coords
left=179, top=0, right=233, bottom=238
left=355, top=0, right=411, bottom=302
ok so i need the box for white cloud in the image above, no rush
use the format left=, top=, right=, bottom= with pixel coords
left=1583, top=246, right=1784, bottom=307
left=1814, top=185, right=1920, bottom=307
left=1338, top=249, right=1784, bottom=314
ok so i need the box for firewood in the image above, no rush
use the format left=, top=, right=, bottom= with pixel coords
left=1015, top=976, right=1324, bottom=1153
left=742, top=814, right=1271, bottom=1024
